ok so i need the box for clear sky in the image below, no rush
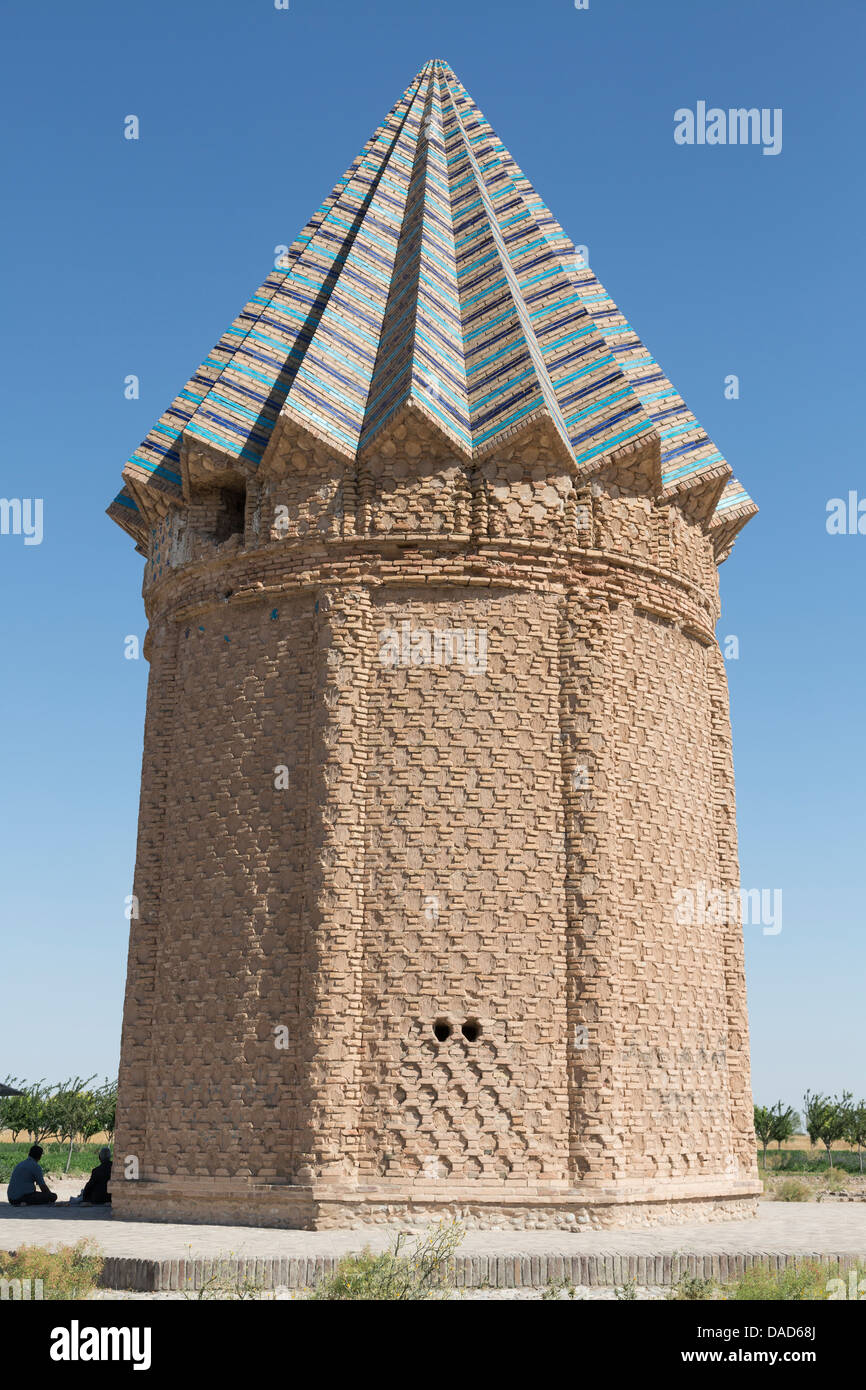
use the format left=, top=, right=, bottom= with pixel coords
left=1, top=0, right=863, bottom=1113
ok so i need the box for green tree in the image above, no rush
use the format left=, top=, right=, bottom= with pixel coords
left=2, top=1076, right=118, bottom=1151
left=803, top=1090, right=852, bottom=1168
left=0, top=1078, right=27, bottom=1141
left=770, top=1102, right=800, bottom=1151
left=93, top=1079, right=117, bottom=1143
left=19, top=1081, right=56, bottom=1145
left=50, top=1077, right=98, bottom=1172
left=843, top=1101, right=866, bottom=1176
left=754, top=1104, right=775, bottom=1168
left=803, top=1090, right=833, bottom=1151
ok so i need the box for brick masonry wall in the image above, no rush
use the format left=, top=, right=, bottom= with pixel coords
left=593, top=603, right=733, bottom=1182
left=113, top=423, right=759, bottom=1228
left=359, top=586, right=569, bottom=1186
left=120, top=596, right=317, bottom=1184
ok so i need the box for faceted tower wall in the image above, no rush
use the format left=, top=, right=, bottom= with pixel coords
left=112, top=420, right=760, bottom=1229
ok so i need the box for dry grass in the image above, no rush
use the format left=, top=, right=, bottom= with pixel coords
left=0, top=1130, right=112, bottom=1145
left=775, top=1134, right=856, bottom=1153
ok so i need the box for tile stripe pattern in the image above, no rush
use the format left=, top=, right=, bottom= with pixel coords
left=107, top=60, right=756, bottom=551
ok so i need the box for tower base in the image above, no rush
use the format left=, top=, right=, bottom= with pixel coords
left=111, top=1175, right=762, bottom=1231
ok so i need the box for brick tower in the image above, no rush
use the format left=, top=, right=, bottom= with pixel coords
left=109, top=60, right=760, bottom=1229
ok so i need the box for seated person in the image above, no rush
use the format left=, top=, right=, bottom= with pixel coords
left=7, top=1145, right=58, bottom=1206
left=80, top=1146, right=112, bottom=1205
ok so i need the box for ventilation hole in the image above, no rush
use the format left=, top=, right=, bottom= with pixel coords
left=462, top=1020, right=481, bottom=1042
left=433, top=1021, right=452, bottom=1042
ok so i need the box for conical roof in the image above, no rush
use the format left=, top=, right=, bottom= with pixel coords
left=109, top=58, right=755, bottom=557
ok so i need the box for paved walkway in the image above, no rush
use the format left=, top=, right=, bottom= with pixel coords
left=1, top=1201, right=863, bottom=1259
left=2, top=1200, right=865, bottom=1289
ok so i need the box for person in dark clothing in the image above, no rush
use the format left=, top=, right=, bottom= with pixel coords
left=7, top=1145, right=58, bottom=1205
left=80, top=1146, right=112, bottom=1205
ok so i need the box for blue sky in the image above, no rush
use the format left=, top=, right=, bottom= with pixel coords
left=1, top=0, right=863, bottom=1113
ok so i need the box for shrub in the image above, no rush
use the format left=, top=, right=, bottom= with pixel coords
left=311, top=1222, right=464, bottom=1301
left=730, top=1261, right=830, bottom=1301
left=774, top=1179, right=812, bottom=1202
left=730, top=1260, right=866, bottom=1301
left=667, top=1273, right=715, bottom=1300
left=542, top=1277, right=577, bottom=1299
left=819, top=1169, right=849, bottom=1192
left=185, top=1263, right=269, bottom=1300
left=0, top=1241, right=104, bottom=1300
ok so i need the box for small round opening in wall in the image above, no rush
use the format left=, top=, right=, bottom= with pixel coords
left=433, top=1021, right=452, bottom=1042
left=461, top=1020, right=481, bottom=1042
